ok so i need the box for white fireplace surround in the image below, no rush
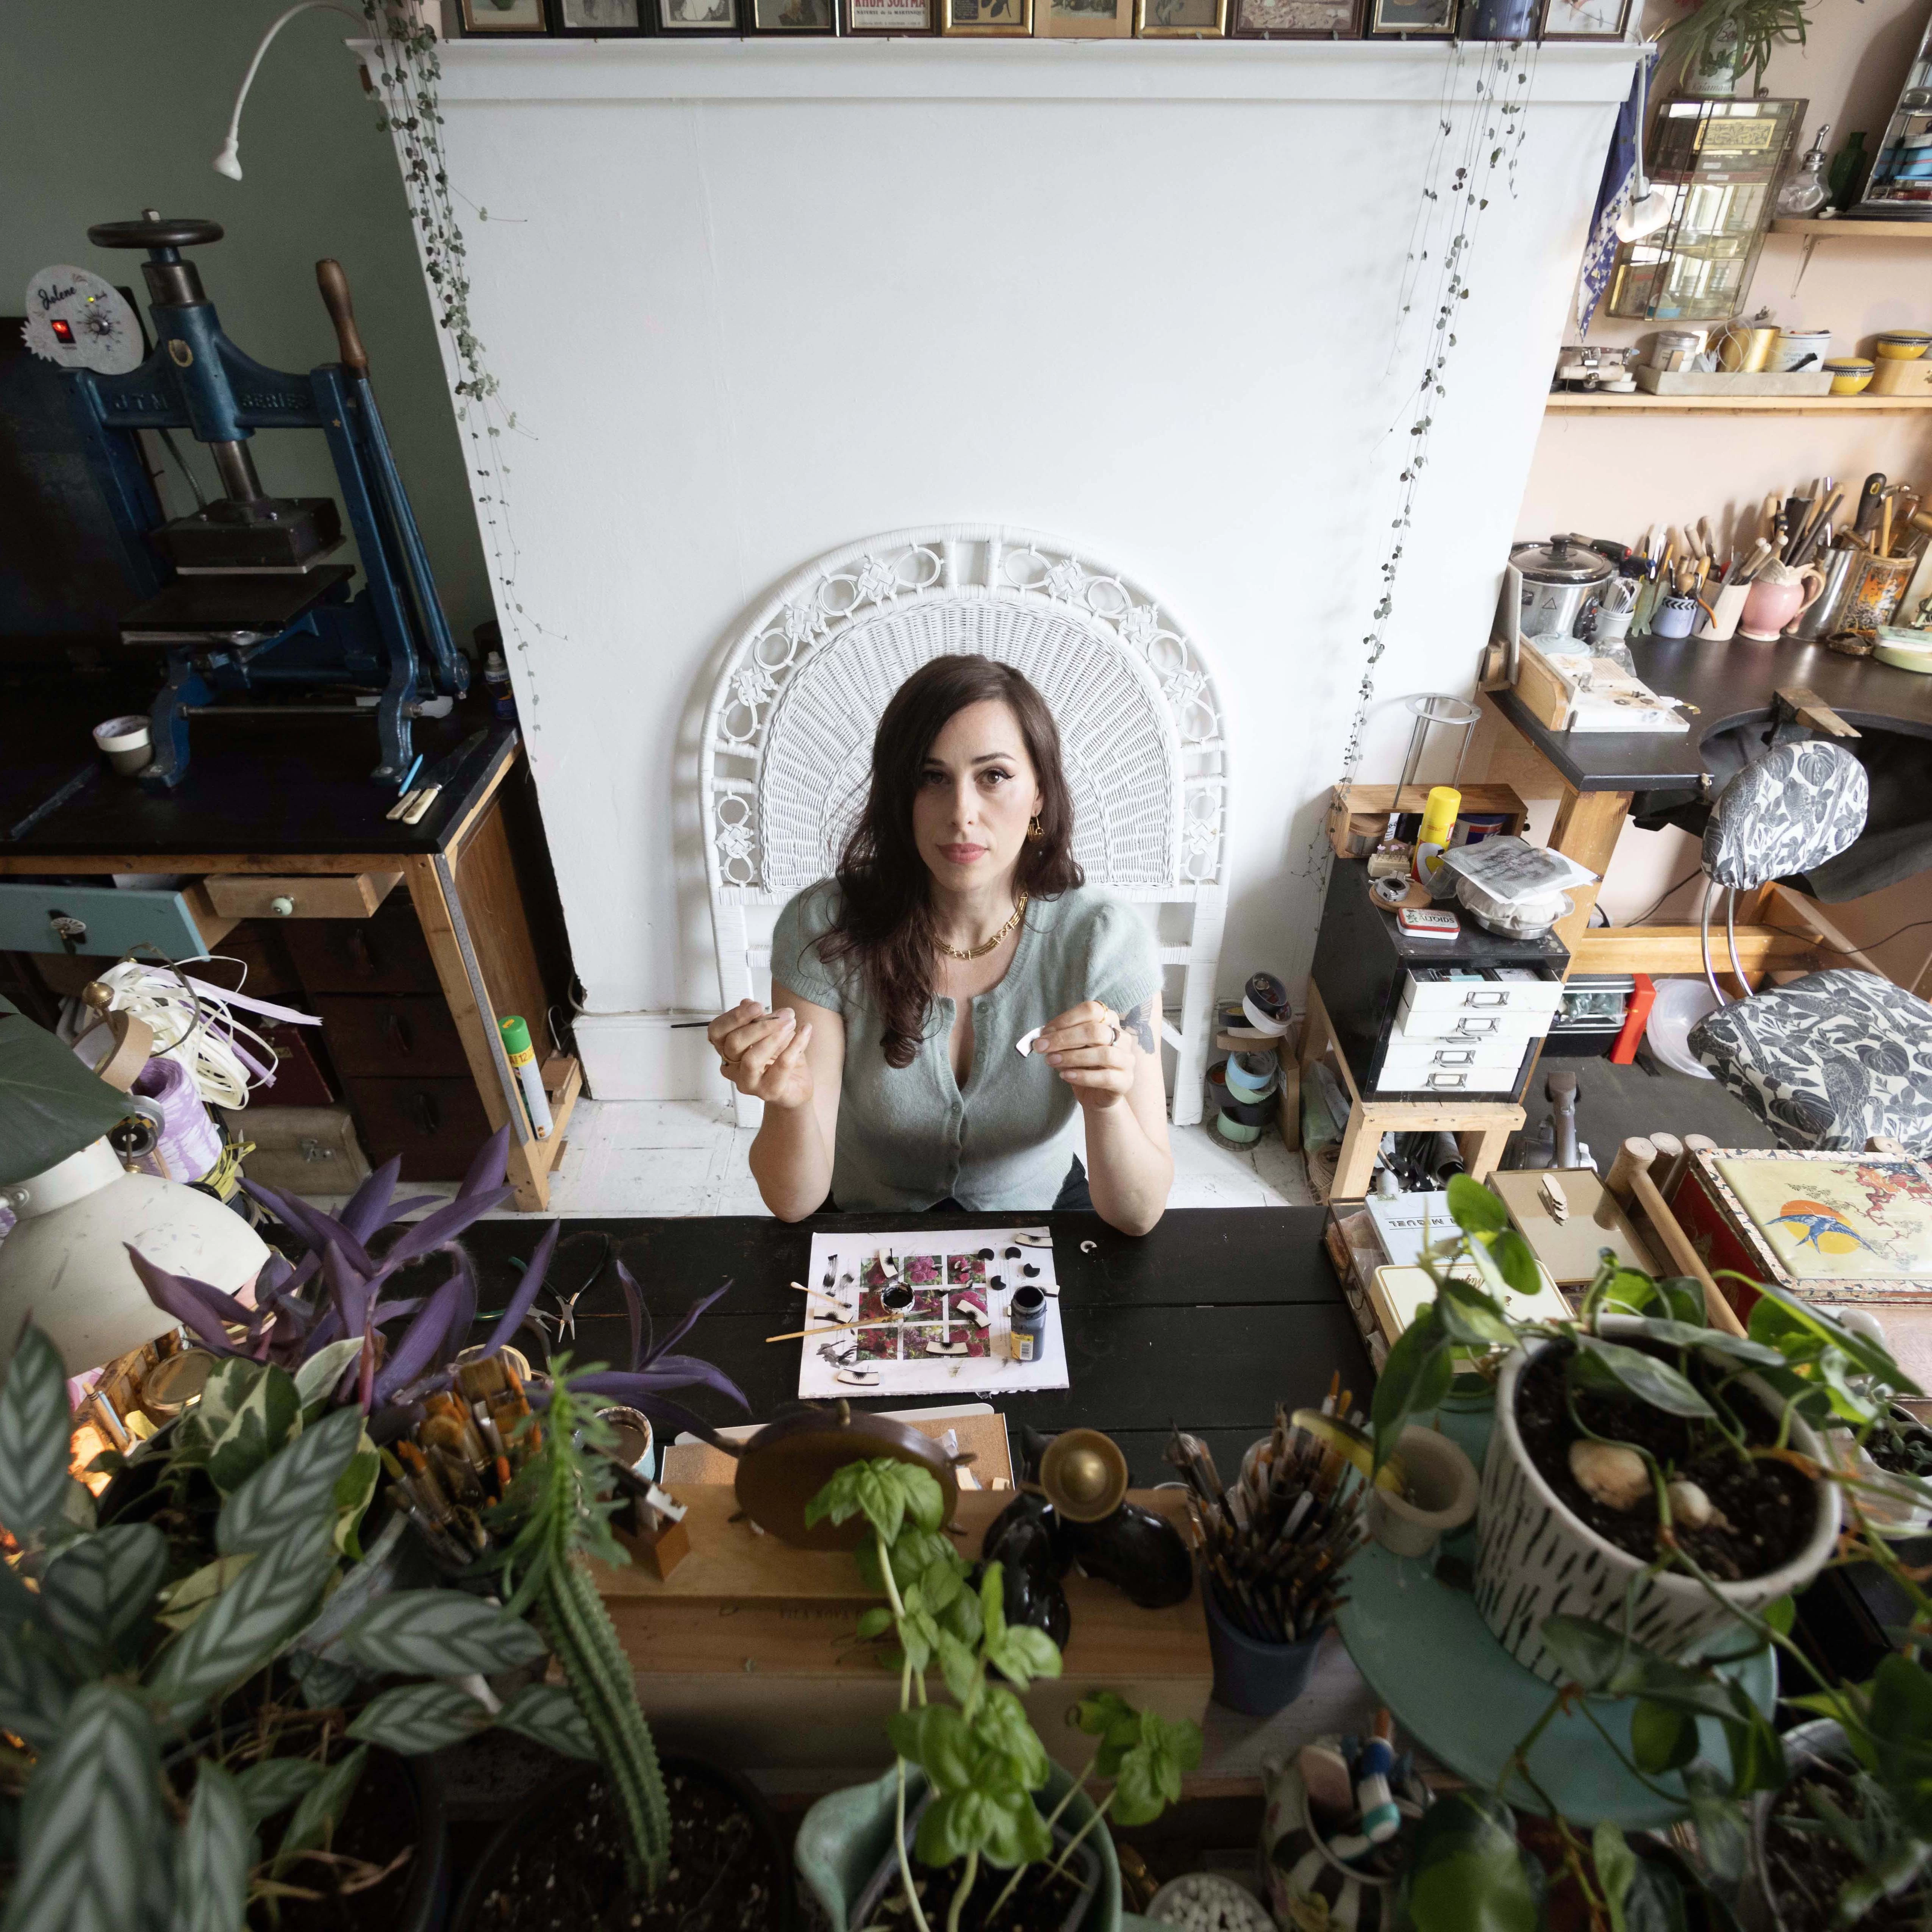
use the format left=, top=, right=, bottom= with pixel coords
left=376, top=34, right=1637, bottom=1100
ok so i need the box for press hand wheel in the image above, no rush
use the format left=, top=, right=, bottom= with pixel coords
left=87, top=214, right=225, bottom=252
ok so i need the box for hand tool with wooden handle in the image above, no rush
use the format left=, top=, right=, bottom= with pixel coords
left=1854, top=472, right=1888, bottom=537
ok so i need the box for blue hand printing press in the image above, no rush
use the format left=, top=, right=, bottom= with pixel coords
left=61, top=212, right=466, bottom=786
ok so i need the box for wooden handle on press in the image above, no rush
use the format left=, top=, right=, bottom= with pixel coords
left=1602, top=1137, right=1657, bottom=1215
left=316, top=258, right=369, bottom=377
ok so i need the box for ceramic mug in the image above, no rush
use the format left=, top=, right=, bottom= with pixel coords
left=1652, top=593, right=1699, bottom=638
left=1739, top=559, right=1827, bottom=641
left=1695, top=580, right=1751, bottom=642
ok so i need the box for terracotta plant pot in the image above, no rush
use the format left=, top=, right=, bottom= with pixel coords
left=1472, top=1320, right=1841, bottom=1682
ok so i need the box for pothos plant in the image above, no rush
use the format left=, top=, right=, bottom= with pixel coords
left=806, top=1457, right=1198, bottom=1932
left=1376, top=1174, right=1932, bottom=1932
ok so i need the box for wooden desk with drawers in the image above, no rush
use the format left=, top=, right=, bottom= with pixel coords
left=0, top=709, right=576, bottom=1211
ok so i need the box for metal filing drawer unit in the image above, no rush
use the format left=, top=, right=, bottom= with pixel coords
left=1309, top=860, right=1569, bottom=1104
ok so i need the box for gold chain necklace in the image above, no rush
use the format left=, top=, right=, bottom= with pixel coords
left=935, top=891, right=1028, bottom=962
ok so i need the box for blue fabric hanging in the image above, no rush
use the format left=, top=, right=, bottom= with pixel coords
left=1577, top=45, right=1655, bottom=337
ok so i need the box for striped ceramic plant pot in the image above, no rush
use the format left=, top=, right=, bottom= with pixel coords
left=1472, top=1321, right=1840, bottom=1683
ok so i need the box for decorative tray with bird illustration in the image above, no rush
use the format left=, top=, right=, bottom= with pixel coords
left=1671, top=1149, right=1932, bottom=1303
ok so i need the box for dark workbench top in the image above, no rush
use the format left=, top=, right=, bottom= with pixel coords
left=0, top=685, right=515, bottom=860
left=1494, top=633, right=1932, bottom=793
left=461, top=1207, right=1370, bottom=1488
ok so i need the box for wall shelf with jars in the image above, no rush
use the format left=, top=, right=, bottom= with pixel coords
left=1606, top=94, right=1807, bottom=323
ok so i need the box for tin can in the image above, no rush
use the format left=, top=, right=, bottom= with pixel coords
left=1788, top=546, right=1864, bottom=641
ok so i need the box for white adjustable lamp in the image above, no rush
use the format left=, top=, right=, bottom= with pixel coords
left=214, top=1, right=369, bottom=182
left=0, top=1001, right=269, bottom=1375
left=1616, top=44, right=1675, bottom=244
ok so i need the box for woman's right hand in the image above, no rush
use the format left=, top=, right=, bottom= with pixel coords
left=708, top=1000, right=815, bottom=1110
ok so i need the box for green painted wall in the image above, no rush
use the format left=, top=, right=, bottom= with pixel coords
left=0, top=1, right=491, bottom=641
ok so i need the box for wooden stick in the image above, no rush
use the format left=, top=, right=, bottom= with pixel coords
left=1649, top=1132, right=1688, bottom=1202
left=765, top=1318, right=901, bottom=1344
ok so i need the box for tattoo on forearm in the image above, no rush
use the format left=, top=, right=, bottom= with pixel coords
left=1124, top=997, right=1157, bottom=1054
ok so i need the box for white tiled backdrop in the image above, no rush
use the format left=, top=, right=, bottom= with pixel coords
left=304, top=1101, right=1312, bottom=1219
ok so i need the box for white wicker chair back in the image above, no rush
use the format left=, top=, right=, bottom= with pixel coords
left=702, top=526, right=1229, bottom=1129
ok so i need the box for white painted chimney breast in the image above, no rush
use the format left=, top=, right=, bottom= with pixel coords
left=386, top=38, right=1633, bottom=1097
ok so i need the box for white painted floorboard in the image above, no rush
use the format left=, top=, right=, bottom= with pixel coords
left=299, top=1099, right=1313, bottom=1219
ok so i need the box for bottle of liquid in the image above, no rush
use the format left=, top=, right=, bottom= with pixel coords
left=483, top=650, right=515, bottom=722
left=1828, top=131, right=1869, bottom=212
left=1776, top=123, right=1831, bottom=217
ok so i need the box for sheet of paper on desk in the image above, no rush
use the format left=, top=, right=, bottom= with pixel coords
left=796, top=1227, right=1069, bottom=1400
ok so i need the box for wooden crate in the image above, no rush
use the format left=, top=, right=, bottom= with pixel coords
left=1324, top=783, right=1529, bottom=861
left=597, top=1488, right=1211, bottom=1772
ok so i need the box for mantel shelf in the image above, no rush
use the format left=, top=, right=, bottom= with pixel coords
left=1546, top=392, right=1932, bottom=417
left=1770, top=217, right=1932, bottom=240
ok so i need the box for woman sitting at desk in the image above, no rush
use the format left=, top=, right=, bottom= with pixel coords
left=707, top=656, right=1172, bottom=1234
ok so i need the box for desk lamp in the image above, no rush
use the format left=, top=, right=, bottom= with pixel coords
left=0, top=999, right=269, bottom=1375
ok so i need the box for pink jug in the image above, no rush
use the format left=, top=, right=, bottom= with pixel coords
left=1738, top=560, right=1826, bottom=641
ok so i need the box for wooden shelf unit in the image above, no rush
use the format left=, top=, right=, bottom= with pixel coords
left=1769, top=217, right=1932, bottom=239
left=1546, top=392, right=1932, bottom=417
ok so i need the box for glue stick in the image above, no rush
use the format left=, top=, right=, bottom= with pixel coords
left=499, top=1015, right=552, bottom=1140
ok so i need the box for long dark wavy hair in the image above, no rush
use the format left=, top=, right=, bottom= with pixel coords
left=815, top=656, right=1082, bottom=1069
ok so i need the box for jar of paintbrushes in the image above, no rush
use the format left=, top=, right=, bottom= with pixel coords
left=1165, top=1389, right=1370, bottom=1716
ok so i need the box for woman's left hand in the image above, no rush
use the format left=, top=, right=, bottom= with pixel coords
left=1033, top=1000, right=1135, bottom=1109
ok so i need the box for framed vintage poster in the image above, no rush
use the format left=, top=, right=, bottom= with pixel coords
left=548, top=0, right=649, bottom=28
left=751, top=0, right=836, bottom=27
left=1036, top=0, right=1131, bottom=31
left=943, top=0, right=1032, bottom=30
left=1537, top=0, right=1629, bottom=36
left=657, top=0, right=738, bottom=28
left=459, top=0, right=549, bottom=30
left=1230, top=0, right=1359, bottom=34
left=1365, top=0, right=1455, bottom=32
left=843, top=0, right=935, bottom=29
left=1136, top=0, right=1226, bottom=34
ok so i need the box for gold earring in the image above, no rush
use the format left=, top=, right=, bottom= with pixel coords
left=1027, top=814, right=1044, bottom=843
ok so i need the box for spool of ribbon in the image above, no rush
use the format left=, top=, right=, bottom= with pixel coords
left=1214, top=1113, right=1262, bottom=1144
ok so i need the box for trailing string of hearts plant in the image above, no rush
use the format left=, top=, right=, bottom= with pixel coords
left=1308, top=36, right=1541, bottom=883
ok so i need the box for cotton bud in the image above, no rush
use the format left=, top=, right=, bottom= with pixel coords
left=1568, top=1440, right=1649, bottom=1512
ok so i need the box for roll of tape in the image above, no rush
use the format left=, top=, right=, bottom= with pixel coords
left=1244, top=971, right=1290, bottom=1018
left=1219, top=1094, right=1274, bottom=1128
left=1240, top=994, right=1288, bottom=1036
left=1224, top=1054, right=1279, bottom=1102
left=1215, top=1112, right=1263, bottom=1144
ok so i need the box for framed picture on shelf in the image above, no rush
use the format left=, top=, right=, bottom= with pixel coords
left=1537, top=0, right=1627, bottom=35
left=942, top=0, right=1031, bottom=30
left=657, top=0, right=738, bottom=28
left=1036, top=0, right=1130, bottom=31
left=1136, top=0, right=1226, bottom=33
left=752, top=0, right=835, bottom=26
left=1229, top=0, right=1357, bottom=33
left=548, top=0, right=648, bottom=28
left=458, top=0, right=549, bottom=30
left=844, top=0, right=935, bottom=29
left=1365, top=0, right=1454, bottom=32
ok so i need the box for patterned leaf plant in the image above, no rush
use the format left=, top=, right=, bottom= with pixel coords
left=0, top=1318, right=593, bottom=1932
